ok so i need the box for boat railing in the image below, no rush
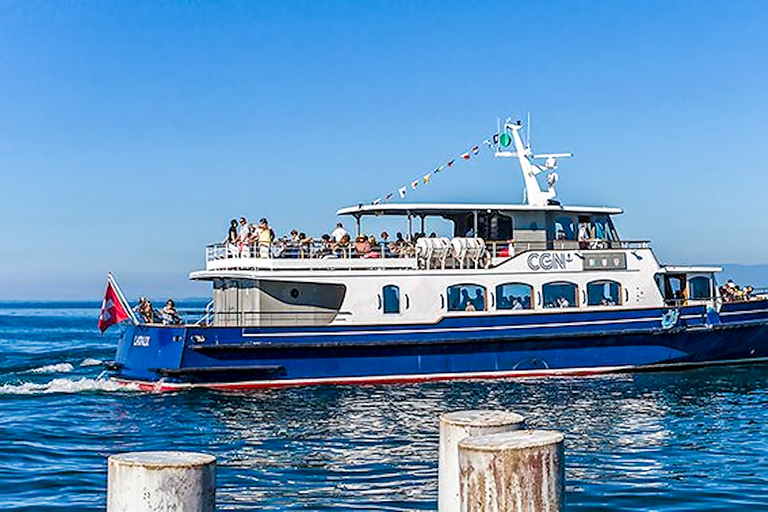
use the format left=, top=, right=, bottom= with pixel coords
left=204, top=238, right=652, bottom=270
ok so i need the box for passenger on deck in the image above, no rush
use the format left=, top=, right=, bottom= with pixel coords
left=578, top=221, right=590, bottom=249
left=331, top=233, right=351, bottom=257
left=160, top=299, right=183, bottom=325
left=298, top=232, right=312, bottom=257
left=331, top=222, right=349, bottom=243
left=354, top=235, right=371, bottom=257
left=366, top=235, right=380, bottom=258
left=318, top=234, right=333, bottom=257
left=258, top=218, right=273, bottom=258
left=237, top=217, right=250, bottom=256
left=136, top=297, right=159, bottom=324
left=391, top=232, right=405, bottom=256
left=225, top=219, right=238, bottom=244
left=224, top=219, right=239, bottom=256
left=379, top=231, right=392, bottom=257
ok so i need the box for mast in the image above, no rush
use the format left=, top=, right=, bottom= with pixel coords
left=495, top=118, right=572, bottom=207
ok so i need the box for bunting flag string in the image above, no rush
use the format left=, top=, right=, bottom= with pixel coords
left=370, top=132, right=504, bottom=204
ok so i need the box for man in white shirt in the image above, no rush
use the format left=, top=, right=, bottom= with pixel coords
left=331, top=222, right=349, bottom=243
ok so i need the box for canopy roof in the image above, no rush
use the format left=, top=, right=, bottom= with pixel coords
left=337, top=203, right=624, bottom=217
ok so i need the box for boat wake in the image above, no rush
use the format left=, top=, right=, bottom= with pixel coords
left=27, top=363, right=75, bottom=374
left=0, top=377, right=140, bottom=395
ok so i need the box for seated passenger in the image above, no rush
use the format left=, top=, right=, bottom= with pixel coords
left=379, top=231, right=393, bottom=257
left=298, top=232, right=312, bottom=258
left=459, top=289, right=472, bottom=311
left=578, top=221, right=591, bottom=249
left=331, top=233, right=351, bottom=257
left=471, top=289, right=485, bottom=311
left=136, top=297, right=160, bottom=324
left=354, top=235, right=371, bottom=257
left=317, top=234, right=333, bottom=257
left=365, top=235, right=380, bottom=258
left=160, top=299, right=183, bottom=325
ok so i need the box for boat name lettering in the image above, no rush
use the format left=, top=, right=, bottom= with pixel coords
left=132, top=335, right=150, bottom=347
left=527, top=252, right=572, bottom=271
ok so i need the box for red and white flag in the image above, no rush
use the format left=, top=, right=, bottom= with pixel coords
left=461, top=152, right=471, bottom=160
left=98, top=276, right=132, bottom=333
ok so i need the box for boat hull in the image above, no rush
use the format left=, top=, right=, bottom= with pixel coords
left=111, top=301, right=768, bottom=391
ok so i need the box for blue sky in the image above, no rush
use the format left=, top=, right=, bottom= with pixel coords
left=1, top=1, right=767, bottom=299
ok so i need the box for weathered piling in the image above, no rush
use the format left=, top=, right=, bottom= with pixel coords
left=438, top=410, right=525, bottom=512
left=107, top=451, right=216, bottom=512
left=459, top=430, right=564, bottom=512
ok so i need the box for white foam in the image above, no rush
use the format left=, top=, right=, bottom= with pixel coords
left=0, top=377, right=140, bottom=395
left=79, top=358, right=103, bottom=367
left=27, top=363, right=75, bottom=374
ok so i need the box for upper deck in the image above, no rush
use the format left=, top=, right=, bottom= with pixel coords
left=199, top=118, right=646, bottom=275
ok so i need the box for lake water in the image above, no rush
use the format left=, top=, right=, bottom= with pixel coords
left=2, top=301, right=768, bottom=510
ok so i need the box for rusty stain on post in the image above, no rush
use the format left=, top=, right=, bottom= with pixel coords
left=459, top=430, right=564, bottom=512
left=438, top=410, right=525, bottom=512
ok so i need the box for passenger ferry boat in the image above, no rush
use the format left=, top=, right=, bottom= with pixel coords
left=109, top=119, right=768, bottom=391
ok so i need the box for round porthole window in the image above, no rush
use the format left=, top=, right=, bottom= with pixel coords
left=290, top=288, right=300, bottom=299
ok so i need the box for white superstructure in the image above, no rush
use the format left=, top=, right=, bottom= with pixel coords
left=191, top=119, right=722, bottom=328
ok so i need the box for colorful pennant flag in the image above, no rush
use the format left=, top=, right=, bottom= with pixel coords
left=369, top=130, right=501, bottom=204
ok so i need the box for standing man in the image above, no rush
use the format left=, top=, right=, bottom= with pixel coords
left=331, top=222, right=349, bottom=243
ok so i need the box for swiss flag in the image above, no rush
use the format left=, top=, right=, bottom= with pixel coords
left=98, top=279, right=131, bottom=333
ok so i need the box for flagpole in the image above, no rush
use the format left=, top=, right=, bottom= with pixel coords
left=108, top=272, right=139, bottom=325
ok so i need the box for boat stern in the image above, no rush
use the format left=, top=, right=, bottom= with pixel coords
left=113, top=323, right=187, bottom=382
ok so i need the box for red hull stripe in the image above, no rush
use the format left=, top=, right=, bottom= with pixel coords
left=112, top=357, right=768, bottom=393
left=112, top=365, right=636, bottom=392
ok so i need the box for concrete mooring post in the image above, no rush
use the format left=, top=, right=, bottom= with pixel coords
left=459, top=430, right=564, bottom=512
left=107, top=451, right=216, bottom=512
left=438, top=410, right=525, bottom=512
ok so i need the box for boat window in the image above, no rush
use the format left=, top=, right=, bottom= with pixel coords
left=485, top=213, right=513, bottom=241
left=496, top=283, right=533, bottom=310
left=553, top=216, right=576, bottom=240
left=542, top=281, right=578, bottom=308
left=447, top=284, right=486, bottom=312
left=689, top=276, right=711, bottom=300
left=382, top=285, right=401, bottom=314
left=587, top=280, right=622, bottom=306
left=655, top=273, right=687, bottom=305
left=593, top=216, right=613, bottom=241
